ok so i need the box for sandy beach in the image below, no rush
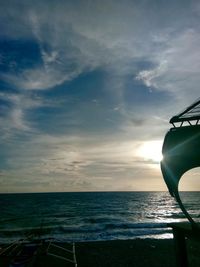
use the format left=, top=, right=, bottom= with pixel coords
left=1, top=237, right=200, bottom=266
left=0, top=238, right=176, bottom=267
left=76, top=239, right=176, bottom=267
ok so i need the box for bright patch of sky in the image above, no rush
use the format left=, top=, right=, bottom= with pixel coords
left=1, top=0, right=200, bottom=192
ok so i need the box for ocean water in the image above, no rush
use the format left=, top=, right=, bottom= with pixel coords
left=0, top=191, right=199, bottom=243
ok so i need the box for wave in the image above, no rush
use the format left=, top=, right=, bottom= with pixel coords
left=103, top=222, right=167, bottom=230
left=0, top=221, right=171, bottom=244
left=2, top=191, right=199, bottom=243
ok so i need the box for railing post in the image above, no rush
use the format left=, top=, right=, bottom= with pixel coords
left=172, top=227, right=188, bottom=267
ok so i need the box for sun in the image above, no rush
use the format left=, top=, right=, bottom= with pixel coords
left=137, top=140, right=163, bottom=163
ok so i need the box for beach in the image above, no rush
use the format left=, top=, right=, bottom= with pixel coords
left=1, top=237, right=200, bottom=266
left=76, top=238, right=176, bottom=267
left=0, top=238, right=176, bottom=267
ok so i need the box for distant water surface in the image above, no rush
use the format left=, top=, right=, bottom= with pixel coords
left=0, top=191, right=199, bottom=243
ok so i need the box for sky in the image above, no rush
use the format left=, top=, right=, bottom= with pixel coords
left=1, top=0, right=200, bottom=193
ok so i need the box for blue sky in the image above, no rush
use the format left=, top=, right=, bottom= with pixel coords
left=1, top=0, right=200, bottom=192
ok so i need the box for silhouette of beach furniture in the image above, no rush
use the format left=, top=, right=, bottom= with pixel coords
left=0, top=237, right=41, bottom=267
left=161, top=98, right=200, bottom=267
left=0, top=238, right=77, bottom=267
left=9, top=243, right=38, bottom=267
left=46, top=239, right=77, bottom=267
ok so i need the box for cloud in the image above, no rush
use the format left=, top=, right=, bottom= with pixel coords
left=0, top=93, right=29, bottom=137
left=1, top=7, right=114, bottom=91
left=1, top=0, right=200, bottom=192
left=2, top=66, right=82, bottom=90
left=2, top=0, right=199, bottom=107
left=136, top=28, right=200, bottom=107
left=0, top=130, right=163, bottom=191
left=136, top=60, right=168, bottom=89
left=0, top=1, right=165, bottom=91
left=0, top=91, right=39, bottom=137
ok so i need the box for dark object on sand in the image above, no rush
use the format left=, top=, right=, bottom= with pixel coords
left=9, top=243, right=38, bottom=266
left=0, top=239, right=77, bottom=267
left=161, top=98, right=200, bottom=226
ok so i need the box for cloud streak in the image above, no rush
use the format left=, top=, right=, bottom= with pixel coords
left=1, top=0, right=200, bottom=192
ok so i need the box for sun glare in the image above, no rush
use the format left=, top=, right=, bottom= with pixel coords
left=138, top=140, right=163, bottom=163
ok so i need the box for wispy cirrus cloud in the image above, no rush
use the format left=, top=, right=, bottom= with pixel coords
left=1, top=0, right=200, bottom=192
left=2, top=0, right=199, bottom=104
left=136, top=28, right=200, bottom=106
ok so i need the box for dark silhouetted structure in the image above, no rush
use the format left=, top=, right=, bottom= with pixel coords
left=170, top=98, right=200, bottom=127
left=161, top=99, right=200, bottom=267
left=161, top=98, right=200, bottom=225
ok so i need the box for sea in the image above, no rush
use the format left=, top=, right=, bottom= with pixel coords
left=0, top=191, right=199, bottom=244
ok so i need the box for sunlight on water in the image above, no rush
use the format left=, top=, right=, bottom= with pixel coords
left=0, top=192, right=199, bottom=243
